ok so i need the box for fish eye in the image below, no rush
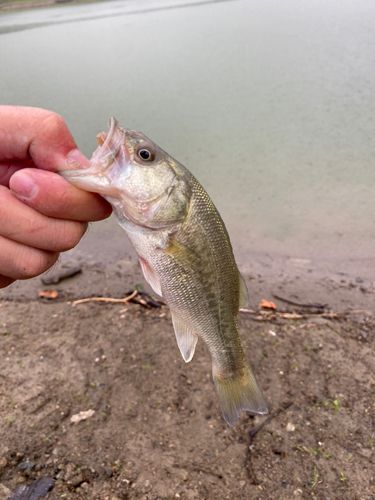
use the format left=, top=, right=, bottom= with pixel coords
left=137, top=147, right=155, bottom=162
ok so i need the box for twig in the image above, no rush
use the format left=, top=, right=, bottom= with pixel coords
left=72, top=290, right=137, bottom=307
left=125, top=290, right=166, bottom=308
left=239, top=308, right=371, bottom=320
left=272, top=293, right=327, bottom=309
left=245, top=402, right=293, bottom=484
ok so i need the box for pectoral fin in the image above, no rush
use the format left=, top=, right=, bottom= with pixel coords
left=138, top=257, right=162, bottom=297
left=163, top=238, right=202, bottom=272
left=171, top=312, right=198, bottom=363
left=238, top=272, right=249, bottom=309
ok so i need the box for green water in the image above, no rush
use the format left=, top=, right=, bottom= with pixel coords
left=1, top=0, right=374, bottom=272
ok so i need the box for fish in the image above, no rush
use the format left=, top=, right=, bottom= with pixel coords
left=61, top=118, right=267, bottom=426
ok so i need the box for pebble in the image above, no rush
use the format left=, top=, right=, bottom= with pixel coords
left=17, top=461, right=36, bottom=470
left=286, top=422, right=295, bottom=432
left=0, top=457, right=8, bottom=468
left=360, top=449, right=372, bottom=459
left=0, top=484, right=11, bottom=496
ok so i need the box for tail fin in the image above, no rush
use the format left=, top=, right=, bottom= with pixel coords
left=213, top=362, right=268, bottom=426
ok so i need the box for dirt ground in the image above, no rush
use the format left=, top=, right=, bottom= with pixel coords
left=0, top=256, right=375, bottom=500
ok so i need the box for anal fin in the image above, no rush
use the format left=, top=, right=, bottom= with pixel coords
left=138, top=256, right=162, bottom=297
left=171, top=312, right=198, bottom=363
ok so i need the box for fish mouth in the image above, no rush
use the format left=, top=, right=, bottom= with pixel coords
left=92, top=117, right=124, bottom=168
left=60, top=117, right=126, bottom=195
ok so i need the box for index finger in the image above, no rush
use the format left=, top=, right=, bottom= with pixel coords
left=0, top=105, right=89, bottom=171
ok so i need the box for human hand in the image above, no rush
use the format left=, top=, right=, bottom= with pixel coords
left=0, top=105, right=111, bottom=289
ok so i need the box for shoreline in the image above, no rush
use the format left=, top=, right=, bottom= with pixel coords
left=0, top=0, right=97, bottom=12
left=1, top=227, right=374, bottom=315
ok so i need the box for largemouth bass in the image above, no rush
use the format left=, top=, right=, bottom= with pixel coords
left=61, top=118, right=267, bottom=426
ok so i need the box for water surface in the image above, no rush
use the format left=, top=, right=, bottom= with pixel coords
left=1, top=0, right=374, bottom=276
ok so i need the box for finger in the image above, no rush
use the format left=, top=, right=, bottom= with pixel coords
left=0, top=186, right=88, bottom=252
left=10, top=169, right=112, bottom=222
left=0, top=162, right=31, bottom=187
left=0, top=235, right=59, bottom=281
left=0, top=275, right=15, bottom=289
left=0, top=105, right=89, bottom=171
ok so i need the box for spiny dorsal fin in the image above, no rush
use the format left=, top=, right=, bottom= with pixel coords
left=171, top=312, right=198, bottom=363
left=138, top=256, right=162, bottom=297
left=238, top=272, right=249, bottom=309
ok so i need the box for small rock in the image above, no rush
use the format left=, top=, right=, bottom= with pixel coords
left=286, top=422, right=295, bottom=432
left=0, top=484, right=11, bottom=496
left=0, top=457, right=8, bottom=468
left=70, top=409, right=95, bottom=424
left=239, top=480, right=246, bottom=487
left=17, top=461, right=36, bottom=470
left=358, top=448, right=372, bottom=459
left=64, top=463, right=84, bottom=486
left=103, top=466, right=113, bottom=478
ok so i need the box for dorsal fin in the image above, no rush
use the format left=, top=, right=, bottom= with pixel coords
left=170, top=312, right=198, bottom=363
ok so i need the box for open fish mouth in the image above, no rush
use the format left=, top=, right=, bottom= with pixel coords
left=92, top=117, right=124, bottom=167
left=60, top=118, right=129, bottom=198
left=62, top=117, right=125, bottom=180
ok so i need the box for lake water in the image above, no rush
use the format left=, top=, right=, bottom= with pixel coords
left=1, top=0, right=375, bottom=279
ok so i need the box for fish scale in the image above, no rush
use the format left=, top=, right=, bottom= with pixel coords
left=61, top=118, right=268, bottom=426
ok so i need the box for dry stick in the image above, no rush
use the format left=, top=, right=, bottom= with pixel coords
left=240, top=308, right=370, bottom=319
left=245, top=402, right=293, bottom=484
left=72, top=290, right=138, bottom=307
left=272, top=293, right=327, bottom=309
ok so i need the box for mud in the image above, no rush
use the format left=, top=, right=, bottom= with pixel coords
left=0, top=247, right=374, bottom=500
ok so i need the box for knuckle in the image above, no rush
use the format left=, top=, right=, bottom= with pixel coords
left=16, top=248, right=58, bottom=279
left=40, top=111, right=67, bottom=134
left=54, top=188, right=72, bottom=216
left=55, top=221, right=87, bottom=252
